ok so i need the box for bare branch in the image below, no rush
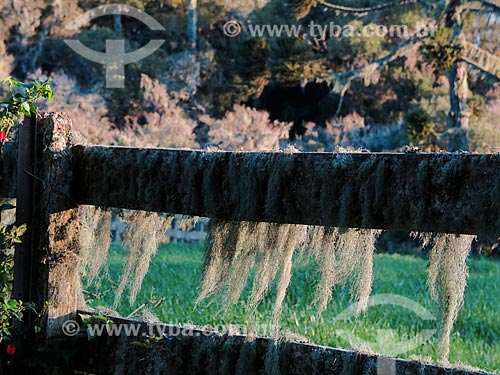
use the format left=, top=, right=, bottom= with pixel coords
left=316, top=0, right=421, bottom=13
left=324, top=34, right=423, bottom=92
left=462, top=41, right=500, bottom=79
left=319, top=30, right=427, bottom=115
left=334, top=81, right=351, bottom=118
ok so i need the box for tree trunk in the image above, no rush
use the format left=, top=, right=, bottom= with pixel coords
left=187, top=0, right=197, bottom=50
left=447, top=60, right=470, bottom=151
left=442, top=0, right=470, bottom=151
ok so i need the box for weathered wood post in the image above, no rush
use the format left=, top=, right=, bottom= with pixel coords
left=14, top=112, right=81, bottom=341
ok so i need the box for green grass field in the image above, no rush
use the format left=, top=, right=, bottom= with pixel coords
left=83, top=242, right=500, bottom=373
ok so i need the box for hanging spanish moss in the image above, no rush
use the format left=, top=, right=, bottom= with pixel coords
left=114, top=211, right=172, bottom=306
left=420, top=233, right=475, bottom=362
left=337, top=228, right=381, bottom=314
left=79, top=205, right=112, bottom=282
left=224, top=222, right=265, bottom=306
left=197, top=220, right=309, bottom=323
left=198, top=220, right=380, bottom=326
left=196, top=220, right=242, bottom=304
left=307, top=227, right=381, bottom=315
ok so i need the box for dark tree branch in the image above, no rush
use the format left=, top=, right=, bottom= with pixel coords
left=323, top=33, right=423, bottom=91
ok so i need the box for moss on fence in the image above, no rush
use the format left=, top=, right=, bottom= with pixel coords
left=72, top=147, right=500, bottom=237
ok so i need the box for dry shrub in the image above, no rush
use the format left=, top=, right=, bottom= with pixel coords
left=293, top=116, right=406, bottom=152
left=114, top=211, right=172, bottom=306
left=79, top=205, right=112, bottom=282
left=201, top=104, right=291, bottom=151
left=0, top=0, right=49, bottom=75
left=217, top=0, right=271, bottom=16
left=31, top=71, right=199, bottom=148
left=137, top=74, right=198, bottom=149
left=0, top=37, right=13, bottom=80
left=162, top=51, right=200, bottom=98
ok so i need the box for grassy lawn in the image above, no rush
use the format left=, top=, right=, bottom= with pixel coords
left=83, top=242, right=500, bottom=373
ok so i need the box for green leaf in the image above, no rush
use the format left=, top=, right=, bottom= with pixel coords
left=21, top=102, right=30, bottom=115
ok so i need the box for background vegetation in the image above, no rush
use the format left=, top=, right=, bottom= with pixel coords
left=0, top=0, right=499, bottom=152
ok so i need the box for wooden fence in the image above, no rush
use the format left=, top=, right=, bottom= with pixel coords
left=1, top=112, right=498, bottom=374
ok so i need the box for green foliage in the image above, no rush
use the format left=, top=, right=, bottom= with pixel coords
left=238, top=38, right=270, bottom=80
left=0, top=222, right=26, bottom=341
left=0, top=77, right=49, bottom=341
left=421, top=28, right=462, bottom=73
left=0, top=77, right=53, bottom=142
left=404, top=108, right=435, bottom=143
left=271, top=38, right=328, bottom=86
left=346, top=20, right=385, bottom=62
left=467, top=94, right=486, bottom=124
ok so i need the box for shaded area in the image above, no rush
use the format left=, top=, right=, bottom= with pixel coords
left=15, top=314, right=497, bottom=375
left=0, top=142, right=17, bottom=198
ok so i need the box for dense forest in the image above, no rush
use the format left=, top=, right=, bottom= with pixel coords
left=0, top=0, right=499, bottom=152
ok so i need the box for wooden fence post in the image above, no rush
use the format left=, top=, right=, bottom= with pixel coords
left=14, top=112, right=80, bottom=341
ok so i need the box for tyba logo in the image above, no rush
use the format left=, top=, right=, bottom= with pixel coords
left=333, top=294, right=436, bottom=356
left=64, top=4, right=165, bottom=88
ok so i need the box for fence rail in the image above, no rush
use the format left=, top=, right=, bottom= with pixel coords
left=72, top=145, right=500, bottom=237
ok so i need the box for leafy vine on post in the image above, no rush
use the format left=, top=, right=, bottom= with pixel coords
left=0, top=77, right=52, bottom=362
left=0, top=77, right=53, bottom=153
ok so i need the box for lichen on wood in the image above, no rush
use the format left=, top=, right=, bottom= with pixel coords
left=79, top=205, right=112, bottom=282
left=72, top=147, right=500, bottom=237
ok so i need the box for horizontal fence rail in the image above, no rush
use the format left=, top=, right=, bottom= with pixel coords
left=72, top=146, right=500, bottom=237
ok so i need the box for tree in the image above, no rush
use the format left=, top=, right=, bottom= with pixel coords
left=0, top=0, right=82, bottom=77
left=290, top=0, right=500, bottom=151
left=187, top=0, right=197, bottom=50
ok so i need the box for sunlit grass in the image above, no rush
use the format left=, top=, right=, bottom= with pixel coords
left=83, top=242, right=500, bottom=373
